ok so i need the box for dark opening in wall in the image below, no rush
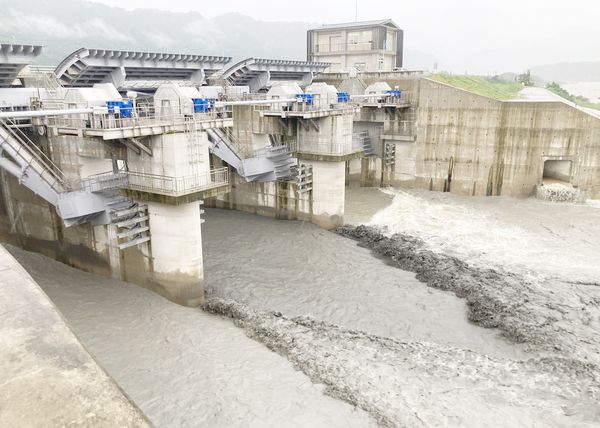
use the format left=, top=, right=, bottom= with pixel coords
left=542, top=160, right=572, bottom=184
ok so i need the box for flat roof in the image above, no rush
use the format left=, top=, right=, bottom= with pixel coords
left=310, top=19, right=401, bottom=31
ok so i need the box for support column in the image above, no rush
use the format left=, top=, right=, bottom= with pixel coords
left=307, top=160, right=345, bottom=229
left=146, top=201, right=204, bottom=307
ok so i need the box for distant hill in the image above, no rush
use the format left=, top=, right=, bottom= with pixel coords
left=0, top=0, right=315, bottom=65
left=531, top=62, right=600, bottom=83
left=0, top=0, right=432, bottom=72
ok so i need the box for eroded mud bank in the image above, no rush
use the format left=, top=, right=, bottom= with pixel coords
left=206, top=298, right=600, bottom=428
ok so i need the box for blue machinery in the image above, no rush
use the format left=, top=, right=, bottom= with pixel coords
left=106, top=100, right=134, bottom=118
left=192, top=98, right=216, bottom=113
left=337, top=92, right=350, bottom=103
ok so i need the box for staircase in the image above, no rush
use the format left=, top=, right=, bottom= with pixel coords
left=110, top=198, right=151, bottom=250
left=354, top=130, right=375, bottom=156
left=206, top=128, right=297, bottom=182
left=0, top=118, right=68, bottom=206
left=0, top=119, right=144, bottom=234
left=296, top=163, right=313, bottom=194
left=265, top=136, right=297, bottom=180
left=383, top=142, right=396, bottom=167
left=41, top=72, right=64, bottom=101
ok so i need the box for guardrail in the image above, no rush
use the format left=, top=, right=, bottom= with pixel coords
left=314, top=42, right=375, bottom=53
left=124, top=167, right=229, bottom=196
left=357, top=91, right=412, bottom=105
left=45, top=101, right=232, bottom=131
left=0, top=118, right=68, bottom=191
left=75, top=171, right=129, bottom=193
left=295, top=140, right=362, bottom=156
left=385, top=120, right=415, bottom=137
left=254, top=93, right=360, bottom=114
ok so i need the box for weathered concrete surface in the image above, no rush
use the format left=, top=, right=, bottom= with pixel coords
left=405, top=79, right=600, bottom=199
left=0, top=245, right=151, bottom=427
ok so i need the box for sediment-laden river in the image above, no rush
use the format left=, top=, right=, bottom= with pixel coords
left=8, top=187, right=600, bottom=427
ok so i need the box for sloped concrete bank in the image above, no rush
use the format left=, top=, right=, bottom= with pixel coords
left=205, top=298, right=600, bottom=428
left=0, top=245, right=150, bottom=427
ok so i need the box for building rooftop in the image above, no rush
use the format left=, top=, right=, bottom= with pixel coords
left=310, top=19, right=401, bottom=31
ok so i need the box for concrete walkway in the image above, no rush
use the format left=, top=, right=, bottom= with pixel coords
left=0, top=245, right=150, bottom=427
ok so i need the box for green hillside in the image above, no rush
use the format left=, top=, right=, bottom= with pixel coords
left=430, top=74, right=523, bottom=100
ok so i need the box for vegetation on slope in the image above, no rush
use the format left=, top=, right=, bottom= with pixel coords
left=546, top=82, right=600, bottom=110
left=429, top=74, right=524, bottom=100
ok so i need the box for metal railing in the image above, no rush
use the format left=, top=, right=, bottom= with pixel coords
left=45, top=101, right=232, bottom=131
left=314, top=42, right=375, bottom=53
left=254, top=141, right=298, bottom=158
left=0, top=118, right=68, bottom=191
left=358, top=91, right=412, bottom=105
left=75, top=171, right=129, bottom=193
left=218, top=127, right=254, bottom=159
left=241, top=93, right=268, bottom=102
left=124, top=167, right=229, bottom=196
left=385, top=120, right=416, bottom=137
left=256, top=94, right=360, bottom=114
left=295, top=139, right=361, bottom=156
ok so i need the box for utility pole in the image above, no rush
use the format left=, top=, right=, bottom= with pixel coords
left=355, top=0, right=358, bottom=22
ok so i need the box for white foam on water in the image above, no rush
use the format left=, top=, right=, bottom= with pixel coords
left=365, top=188, right=600, bottom=283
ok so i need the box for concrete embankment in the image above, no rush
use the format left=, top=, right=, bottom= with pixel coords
left=0, top=245, right=150, bottom=427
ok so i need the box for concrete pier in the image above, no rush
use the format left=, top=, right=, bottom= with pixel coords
left=302, top=160, right=345, bottom=228
left=0, top=245, right=150, bottom=427
left=146, top=201, right=205, bottom=306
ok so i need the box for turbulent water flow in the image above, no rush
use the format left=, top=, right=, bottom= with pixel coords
left=7, top=187, right=600, bottom=427
left=357, top=188, right=600, bottom=284
left=206, top=298, right=600, bottom=428
left=201, top=209, right=523, bottom=358
left=7, top=245, right=375, bottom=428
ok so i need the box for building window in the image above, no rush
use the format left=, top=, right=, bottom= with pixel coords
left=329, top=35, right=342, bottom=52
left=348, top=30, right=373, bottom=51
left=386, top=31, right=396, bottom=51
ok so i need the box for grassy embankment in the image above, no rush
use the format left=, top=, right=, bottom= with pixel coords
left=546, top=82, right=600, bottom=111
left=430, top=74, right=600, bottom=110
left=429, top=74, right=523, bottom=100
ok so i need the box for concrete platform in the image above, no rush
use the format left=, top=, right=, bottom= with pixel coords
left=0, top=245, right=151, bottom=427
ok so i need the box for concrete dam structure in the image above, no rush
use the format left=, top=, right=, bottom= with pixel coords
left=1, top=15, right=600, bottom=427
left=319, top=72, right=600, bottom=199
left=0, top=38, right=598, bottom=311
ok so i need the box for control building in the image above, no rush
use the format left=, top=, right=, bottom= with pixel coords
left=307, top=19, right=404, bottom=72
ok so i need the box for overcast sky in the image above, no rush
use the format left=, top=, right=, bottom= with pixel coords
left=82, top=0, right=599, bottom=73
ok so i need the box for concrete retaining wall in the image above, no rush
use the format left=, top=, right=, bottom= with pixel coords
left=411, top=79, right=600, bottom=198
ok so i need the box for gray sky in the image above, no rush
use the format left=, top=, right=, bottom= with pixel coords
left=83, top=0, right=599, bottom=73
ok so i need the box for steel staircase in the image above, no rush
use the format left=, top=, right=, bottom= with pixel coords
left=383, top=142, right=396, bottom=167
left=296, top=163, right=313, bottom=194
left=0, top=118, right=68, bottom=206
left=110, top=199, right=151, bottom=250
left=206, top=128, right=297, bottom=182
left=265, top=136, right=297, bottom=180
left=0, top=119, right=143, bottom=232
left=354, top=130, right=375, bottom=156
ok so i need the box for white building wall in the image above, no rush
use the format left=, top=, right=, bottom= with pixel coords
left=127, top=131, right=211, bottom=179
